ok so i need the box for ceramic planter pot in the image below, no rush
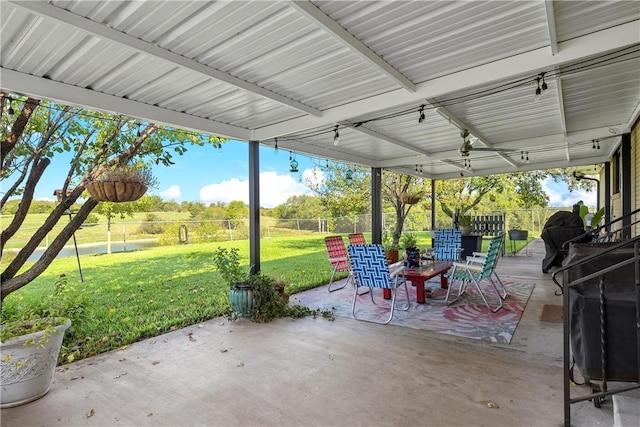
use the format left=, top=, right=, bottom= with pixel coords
left=459, top=225, right=472, bottom=236
left=1, top=318, right=71, bottom=408
left=229, top=283, right=253, bottom=318
left=508, top=230, right=529, bottom=240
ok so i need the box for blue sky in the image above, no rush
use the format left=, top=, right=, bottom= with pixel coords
left=26, top=139, right=596, bottom=208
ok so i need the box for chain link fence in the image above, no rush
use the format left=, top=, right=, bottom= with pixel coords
left=14, top=207, right=576, bottom=253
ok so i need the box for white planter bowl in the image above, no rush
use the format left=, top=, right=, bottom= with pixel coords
left=1, top=318, right=71, bottom=408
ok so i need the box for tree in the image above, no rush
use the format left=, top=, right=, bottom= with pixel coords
left=381, top=171, right=427, bottom=248
left=304, top=163, right=370, bottom=218
left=272, top=195, right=326, bottom=220
left=0, top=93, right=225, bottom=301
left=435, top=171, right=550, bottom=221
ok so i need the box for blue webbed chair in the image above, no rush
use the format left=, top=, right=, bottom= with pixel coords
left=424, top=229, right=463, bottom=263
left=348, top=244, right=410, bottom=324
left=445, top=234, right=505, bottom=312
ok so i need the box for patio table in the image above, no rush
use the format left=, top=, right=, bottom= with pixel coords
left=383, top=261, right=453, bottom=303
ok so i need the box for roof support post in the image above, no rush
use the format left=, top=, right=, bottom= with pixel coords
left=431, top=179, right=436, bottom=230
left=604, top=161, right=611, bottom=232
left=621, top=133, right=631, bottom=239
left=371, top=167, right=382, bottom=245
left=249, top=140, right=260, bottom=274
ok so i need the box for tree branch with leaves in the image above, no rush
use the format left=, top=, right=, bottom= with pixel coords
left=1, top=94, right=225, bottom=301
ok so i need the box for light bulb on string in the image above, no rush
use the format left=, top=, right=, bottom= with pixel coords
left=418, top=105, right=425, bottom=126
left=333, top=125, right=340, bottom=146
left=7, top=100, right=15, bottom=116
left=274, top=137, right=278, bottom=152
left=534, top=77, right=542, bottom=101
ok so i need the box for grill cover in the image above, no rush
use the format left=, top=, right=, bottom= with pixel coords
left=566, top=243, right=639, bottom=382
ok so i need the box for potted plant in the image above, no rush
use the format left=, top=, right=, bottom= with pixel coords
left=246, top=274, right=290, bottom=323
left=86, top=165, right=157, bottom=202
left=400, top=232, right=420, bottom=267
left=1, top=274, right=87, bottom=408
left=400, top=192, right=422, bottom=205
left=383, top=231, right=400, bottom=263
left=211, top=248, right=331, bottom=322
left=212, top=247, right=253, bottom=319
left=458, top=215, right=473, bottom=236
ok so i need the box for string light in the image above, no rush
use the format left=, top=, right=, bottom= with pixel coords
left=534, top=76, right=542, bottom=100
left=418, top=104, right=425, bottom=126
left=592, top=139, right=600, bottom=150
left=7, top=99, right=15, bottom=116
left=534, top=72, right=548, bottom=100
left=333, top=125, right=340, bottom=146
left=274, top=137, right=278, bottom=152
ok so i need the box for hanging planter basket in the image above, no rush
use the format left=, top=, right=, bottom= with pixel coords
left=86, top=181, right=148, bottom=203
left=400, top=193, right=421, bottom=205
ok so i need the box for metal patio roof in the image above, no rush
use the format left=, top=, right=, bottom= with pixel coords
left=2, top=0, right=639, bottom=179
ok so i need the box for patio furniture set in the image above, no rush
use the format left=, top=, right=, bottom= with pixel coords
left=324, top=231, right=508, bottom=324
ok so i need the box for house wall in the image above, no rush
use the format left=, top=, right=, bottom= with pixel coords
left=605, top=125, right=637, bottom=235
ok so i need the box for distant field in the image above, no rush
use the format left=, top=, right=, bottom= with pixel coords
left=2, top=211, right=193, bottom=249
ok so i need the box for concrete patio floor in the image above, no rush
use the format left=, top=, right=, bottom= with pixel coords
left=1, top=239, right=614, bottom=426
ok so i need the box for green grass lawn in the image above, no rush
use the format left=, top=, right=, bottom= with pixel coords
left=1, top=232, right=533, bottom=364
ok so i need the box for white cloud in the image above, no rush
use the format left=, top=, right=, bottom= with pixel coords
left=160, top=185, right=182, bottom=201
left=199, top=170, right=312, bottom=208
left=542, top=177, right=597, bottom=208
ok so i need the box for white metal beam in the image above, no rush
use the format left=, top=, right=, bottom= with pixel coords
left=1, top=68, right=253, bottom=141
left=288, top=1, right=416, bottom=92
left=430, top=154, right=614, bottom=180
left=434, top=107, right=492, bottom=148
left=349, top=125, right=433, bottom=157
left=254, top=21, right=640, bottom=140
left=555, top=71, right=568, bottom=137
left=544, top=1, right=558, bottom=55
left=9, top=0, right=322, bottom=117
left=377, top=126, right=620, bottom=168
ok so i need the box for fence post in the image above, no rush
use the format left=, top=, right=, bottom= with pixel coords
left=228, top=220, right=233, bottom=241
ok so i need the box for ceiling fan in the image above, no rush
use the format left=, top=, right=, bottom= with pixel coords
left=458, top=129, right=518, bottom=157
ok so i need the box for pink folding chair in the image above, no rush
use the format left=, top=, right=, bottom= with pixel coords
left=325, top=236, right=353, bottom=292
left=348, top=233, right=367, bottom=246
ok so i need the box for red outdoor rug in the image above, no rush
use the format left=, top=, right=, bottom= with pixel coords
left=293, top=279, right=534, bottom=344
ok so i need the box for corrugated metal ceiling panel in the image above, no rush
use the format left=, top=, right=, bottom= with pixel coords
left=554, top=1, right=640, bottom=42
left=319, top=0, right=550, bottom=83
left=562, top=56, right=640, bottom=133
